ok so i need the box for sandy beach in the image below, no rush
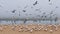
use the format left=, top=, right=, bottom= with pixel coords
left=0, top=24, right=60, bottom=34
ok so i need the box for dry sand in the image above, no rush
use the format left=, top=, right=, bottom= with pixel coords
left=0, top=24, right=60, bottom=34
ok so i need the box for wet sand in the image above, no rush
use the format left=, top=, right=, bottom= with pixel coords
left=0, top=24, right=60, bottom=34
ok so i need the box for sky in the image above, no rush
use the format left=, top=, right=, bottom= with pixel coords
left=0, top=0, right=60, bottom=19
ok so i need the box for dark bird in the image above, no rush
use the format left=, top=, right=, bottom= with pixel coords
left=23, top=10, right=26, bottom=12
left=24, top=19, right=27, bottom=23
left=44, top=16, right=47, bottom=18
left=12, top=10, right=16, bottom=13
left=33, top=1, right=38, bottom=6
left=49, top=0, right=50, bottom=2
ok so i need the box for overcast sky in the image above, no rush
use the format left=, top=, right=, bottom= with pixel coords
left=0, top=0, right=60, bottom=19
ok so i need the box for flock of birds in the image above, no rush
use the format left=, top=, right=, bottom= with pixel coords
left=0, top=0, right=60, bottom=33
left=0, top=0, right=59, bottom=25
left=11, top=0, right=58, bottom=24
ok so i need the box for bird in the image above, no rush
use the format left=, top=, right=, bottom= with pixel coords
left=49, top=0, right=50, bottom=2
left=33, top=1, right=38, bottom=6
left=12, top=10, right=16, bottom=13
left=49, top=30, right=53, bottom=33
left=23, top=10, right=26, bottom=12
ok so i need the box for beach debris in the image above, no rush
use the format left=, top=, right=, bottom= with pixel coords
left=18, top=28, right=23, bottom=32
left=11, top=26, right=16, bottom=31
left=29, top=29, right=33, bottom=33
left=48, top=25, right=58, bottom=31
left=43, top=25, right=48, bottom=32
left=38, top=28, right=41, bottom=31
left=49, top=30, right=53, bottom=33
left=27, top=28, right=31, bottom=31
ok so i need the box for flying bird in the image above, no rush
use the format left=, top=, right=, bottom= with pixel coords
left=23, top=10, right=26, bottom=12
left=12, top=10, right=16, bottom=13
left=33, top=1, right=38, bottom=6
left=49, top=0, right=50, bottom=2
